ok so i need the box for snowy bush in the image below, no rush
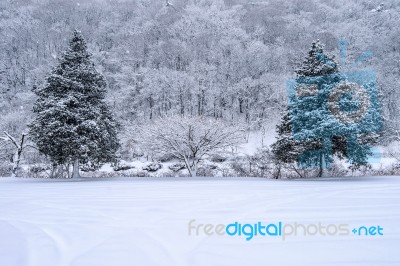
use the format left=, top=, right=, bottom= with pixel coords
left=326, top=160, right=349, bottom=177
left=27, top=164, right=52, bottom=178
left=154, top=153, right=175, bottom=163
left=169, top=163, right=186, bottom=172
left=143, top=163, right=162, bottom=172
left=210, top=154, right=228, bottom=163
left=29, top=164, right=51, bottom=174
left=113, top=162, right=135, bottom=172
left=230, top=156, right=252, bottom=177
left=80, top=165, right=99, bottom=172
left=197, top=163, right=219, bottom=177
left=0, top=163, right=12, bottom=177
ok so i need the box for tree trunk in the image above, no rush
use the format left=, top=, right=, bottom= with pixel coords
left=291, top=164, right=304, bottom=178
left=50, top=166, right=56, bottom=179
left=192, top=161, right=198, bottom=177
left=274, top=164, right=281, bottom=179
left=183, top=157, right=193, bottom=177
left=180, top=90, right=184, bottom=115
left=11, top=148, right=21, bottom=178
left=72, top=159, right=80, bottom=178
left=4, top=132, right=26, bottom=178
left=319, top=153, right=329, bottom=177
left=66, top=163, right=71, bottom=179
left=11, top=138, right=24, bottom=177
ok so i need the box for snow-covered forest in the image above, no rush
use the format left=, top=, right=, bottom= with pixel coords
left=0, top=0, right=399, bottom=178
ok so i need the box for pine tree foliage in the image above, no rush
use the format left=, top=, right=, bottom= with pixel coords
left=29, top=30, right=120, bottom=170
left=292, top=41, right=343, bottom=171
left=271, top=112, right=321, bottom=165
left=272, top=41, right=338, bottom=171
left=295, top=40, right=338, bottom=77
left=272, top=113, right=301, bottom=164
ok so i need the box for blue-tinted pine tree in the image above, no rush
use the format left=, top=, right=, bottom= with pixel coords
left=286, top=40, right=379, bottom=176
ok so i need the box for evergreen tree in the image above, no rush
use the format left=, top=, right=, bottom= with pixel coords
left=295, top=40, right=338, bottom=77
left=286, top=40, right=379, bottom=176
left=272, top=41, right=338, bottom=176
left=291, top=40, right=344, bottom=176
left=29, top=30, right=120, bottom=178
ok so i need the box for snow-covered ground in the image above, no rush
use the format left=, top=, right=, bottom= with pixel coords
left=0, top=176, right=399, bottom=266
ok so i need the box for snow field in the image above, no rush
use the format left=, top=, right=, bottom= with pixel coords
left=0, top=176, right=399, bottom=265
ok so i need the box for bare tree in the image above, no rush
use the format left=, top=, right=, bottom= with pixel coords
left=141, top=116, right=244, bottom=177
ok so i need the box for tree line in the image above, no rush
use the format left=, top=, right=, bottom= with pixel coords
left=0, top=0, right=398, bottom=177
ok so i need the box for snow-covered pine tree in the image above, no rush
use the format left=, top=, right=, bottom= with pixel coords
left=272, top=41, right=338, bottom=177
left=271, top=112, right=321, bottom=178
left=288, top=40, right=378, bottom=176
left=295, top=40, right=338, bottom=77
left=299, top=40, right=346, bottom=162
left=290, top=40, right=343, bottom=176
left=29, top=30, right=120, bottom=178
